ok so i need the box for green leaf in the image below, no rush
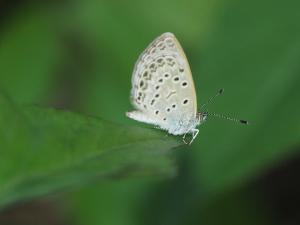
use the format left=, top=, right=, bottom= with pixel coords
left=0, top=93, right=180, bottom=209
left=192, top=0, right=300, bottom=193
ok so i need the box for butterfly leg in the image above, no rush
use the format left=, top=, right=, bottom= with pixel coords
left=189, top=128, right=199, bottom=144
left=183, top=134, right=189, bottom=145
left=183, top=128, right=199, bottom=145
left=182, top=128, right=189, bottom=142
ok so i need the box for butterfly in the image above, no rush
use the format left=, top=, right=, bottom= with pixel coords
left=126, top=32, right=248, bottom=144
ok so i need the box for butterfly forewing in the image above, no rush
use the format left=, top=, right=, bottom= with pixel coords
left=128, top=32, right=198, bottom=135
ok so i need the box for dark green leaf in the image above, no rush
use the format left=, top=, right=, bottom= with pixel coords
left=0, top=94, right=180, bottom=208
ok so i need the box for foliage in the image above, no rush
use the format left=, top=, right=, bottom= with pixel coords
left=0, top=0, right=299, bottom=224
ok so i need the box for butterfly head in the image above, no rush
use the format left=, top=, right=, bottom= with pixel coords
left=197, top=112, right=208, bottom=125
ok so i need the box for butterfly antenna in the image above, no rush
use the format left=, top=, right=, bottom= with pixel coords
left=200, top=88, right=224, bottom=109
left=207, top=112, right=249, bottom=125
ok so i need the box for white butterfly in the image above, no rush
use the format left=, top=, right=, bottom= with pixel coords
left=126, top=32, right=247, bottom=144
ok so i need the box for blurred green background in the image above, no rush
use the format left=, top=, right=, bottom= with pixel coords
left=0, top=0, right=300, bottom=224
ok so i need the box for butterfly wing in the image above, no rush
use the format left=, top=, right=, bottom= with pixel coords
left=127, top=32, right=198, bottom=135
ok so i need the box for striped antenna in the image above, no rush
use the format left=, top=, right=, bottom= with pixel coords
left=200, top=88, right=249, bottom=125
left=207, top=112, right=249, bottom=125
left=200, top=88, right=224, bottom=109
